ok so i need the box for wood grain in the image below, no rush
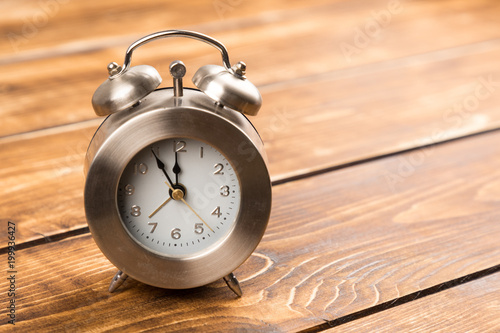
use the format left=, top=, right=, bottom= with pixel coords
left=1, top=128, right=500, bottom=331
left=325, top=272, right=500, bottom=332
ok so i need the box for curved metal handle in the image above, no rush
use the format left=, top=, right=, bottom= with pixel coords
left=112, top=30, right=231, bottom=78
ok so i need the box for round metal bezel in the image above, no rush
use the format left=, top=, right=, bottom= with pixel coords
left=84, top=89, right=271, bottom=289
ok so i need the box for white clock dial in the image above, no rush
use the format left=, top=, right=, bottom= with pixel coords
left=117, top=138, right=241, bottom=257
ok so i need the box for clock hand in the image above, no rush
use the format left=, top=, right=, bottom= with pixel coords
left=148, top=197, right=172, bottom=218
left=172, top=150, right=181, bottom=185
left=151, top=148, right=175, bottom=188
left=164, top=181, right=214, bottom=233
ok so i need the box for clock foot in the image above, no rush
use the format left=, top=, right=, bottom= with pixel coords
left=223, top=272, right=242, bottom=297
left=108, top=270, right=128, bottom=293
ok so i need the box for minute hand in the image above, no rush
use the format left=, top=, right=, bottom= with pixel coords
left=151, top=149, right=175, bottom=188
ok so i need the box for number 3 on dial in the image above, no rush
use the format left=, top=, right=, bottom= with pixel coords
left=220, top=185, right=229, bottom=196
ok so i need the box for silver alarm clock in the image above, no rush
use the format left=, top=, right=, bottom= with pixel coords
left=84, top=30, right=272, bottom=297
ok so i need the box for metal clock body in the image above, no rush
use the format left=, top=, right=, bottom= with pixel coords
left=84, top=30, right=271, bottom=296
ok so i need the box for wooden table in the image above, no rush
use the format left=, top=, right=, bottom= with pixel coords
left=1, top=0, right=500, bottom=331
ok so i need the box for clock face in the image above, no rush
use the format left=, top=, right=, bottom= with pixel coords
left=117, top=138, right=241, bottom=257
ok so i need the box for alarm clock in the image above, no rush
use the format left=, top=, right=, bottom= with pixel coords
left=84, top=30, right=272, bottom=297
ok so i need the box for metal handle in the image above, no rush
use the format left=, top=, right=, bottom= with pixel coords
left=112, top=30, right=232, bottom=78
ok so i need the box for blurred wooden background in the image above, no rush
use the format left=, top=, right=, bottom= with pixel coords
left=1, top=0, right=500, bottom=331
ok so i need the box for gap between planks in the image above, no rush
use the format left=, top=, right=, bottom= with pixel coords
left=272, top=126, right=500, bottom=186
left=0, top=117, right=101, bottom=143
left=258, top=37, right=500, bottom=93
left=297, top=264, right=500, bottom=332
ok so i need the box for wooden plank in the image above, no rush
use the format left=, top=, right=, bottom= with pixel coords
left=325, top=272, right=500, bottom=332
left=2, top=0, right=500, bottom=137
left=1, top=0, right=499, bottom=62
left=4, top=34, right=500, bottom=139
left=261, top=43, right=500, bottom=179
left=0, top=0, right=333, bottom=57
left=1, top=129, right=500, bottom=331
left=3, top=41, right=500, bottom=245
left=0, top=122, right=97, bottom=244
